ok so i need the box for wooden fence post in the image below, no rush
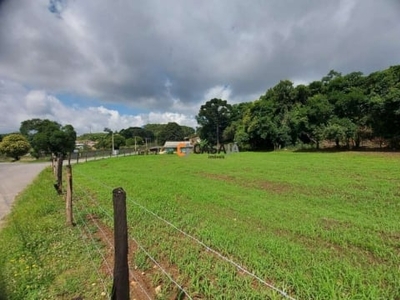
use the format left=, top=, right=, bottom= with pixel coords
left=52, top=154, right=57, bottom=177
left=66, top=165, right=73, bottom=226
left=111, top=187, right=129, bottom=300
left=55, top=155, right=63, bottom=195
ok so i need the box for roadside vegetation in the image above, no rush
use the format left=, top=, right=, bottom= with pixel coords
left=0, top=168, right=110, bottom=299
left=1, top=151, right=399, bottom=299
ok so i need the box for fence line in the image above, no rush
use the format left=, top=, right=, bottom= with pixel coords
left=74, top=183, right=153, bottom=300
left=74, top=211, right=111, bottom=298
left=130, top=234, right=193, bottom=300
left=73, top=179, right=193, bottom=298
left=125, top=196, right=296, bottom=300
left=73, top=169, right=296, bottom=300
left=69, top=148, right=138, bottom=162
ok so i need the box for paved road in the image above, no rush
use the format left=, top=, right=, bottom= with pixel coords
left=0, top=162, right=50, bottom=225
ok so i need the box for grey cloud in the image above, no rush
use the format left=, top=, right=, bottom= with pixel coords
left=1, top=0, right=400, bottom=117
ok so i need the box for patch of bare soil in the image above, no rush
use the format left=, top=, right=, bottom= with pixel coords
left=197, top=172, right=292, bottom=194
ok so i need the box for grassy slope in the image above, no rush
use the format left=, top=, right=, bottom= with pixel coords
left=0, top=152, right=399, bottom=299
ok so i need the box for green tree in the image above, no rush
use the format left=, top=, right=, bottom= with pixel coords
left=293, top=84, right=310, bottom=104
left=303, top=94, right=333, bottom=148
left=96, top=133, right=126, bottom=150
left=245, top=80, right=296, bottom=150
left=325, top=118, right=357, bottom=148
left=20, top=119, right=76, bottom=157
left=20, top=119, right=76, bottom=194
left=196, top=98, right=232, bottom=145
left=125, top=137, right=143, bottom=147
left=78, top=132, right=106, bottom=142
left=242, top=99, right=275, bottom=150
left=372, top=88, right=400, bottom=148
left=96, top=129, right=126, bottom=150
left=222, top=102, right=251, bottom=144
left=143, top=124, right=165, bottom=144
left=119, top=127, right=154, bottom=141
left=181, top=125, right=195, bottom=139
left=0, top=134, right=31, bottom=160
left=158, top=122, right=185, bottom=145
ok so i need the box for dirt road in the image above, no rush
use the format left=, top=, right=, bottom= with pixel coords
left=0, top=162, right=50, bottom=225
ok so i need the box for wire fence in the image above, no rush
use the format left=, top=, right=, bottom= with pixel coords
left=74, top=182, right=154, bottom=300
left=72, top=165, right=297, bottom=300
left=74, top=206, right=111, bottom=298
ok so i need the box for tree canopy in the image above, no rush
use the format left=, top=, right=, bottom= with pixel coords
left=20, top=119, right=76, bottom=157
left=95, top=130, right=126, bottom=150
left=195, top=65, right=400, bottom=150
left=158, top=122, right=185, bottom=145
left=0, top=134, right=31, bottom=160
left=196, top=98, right=232, bottom=145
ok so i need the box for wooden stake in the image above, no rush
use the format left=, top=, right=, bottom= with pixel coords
left=54, top=155, right=63, bottom=195
left=111, top=187, right=129, bottom=300
left=66, top=165, right=73, bottom=226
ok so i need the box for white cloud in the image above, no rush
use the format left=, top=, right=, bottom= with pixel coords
left=203, top=85, right=232, bottom=102
left=0, top=79, right=196, bottom=135
left=0, top=0, right=400, bottom=134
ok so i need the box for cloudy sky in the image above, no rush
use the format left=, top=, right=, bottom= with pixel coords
left=0, top=0, right=399, bottom=134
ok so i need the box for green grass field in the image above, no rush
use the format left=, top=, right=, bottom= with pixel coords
left=1, top=151, right=399, bottom=299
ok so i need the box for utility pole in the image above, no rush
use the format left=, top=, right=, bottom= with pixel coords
left=134, top=136, right=137, bottom=153
left=112, top=131, right=115, bottom=155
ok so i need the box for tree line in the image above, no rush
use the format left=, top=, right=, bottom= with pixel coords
left=196, top=65, right=400, bottom=150
left=79, top=123, right=195, bottom=150
left=0, top=119, right=76, bottom=161
left=0, top=120, right=196, bottom=160
left=1, top=65, right=399, bottom=160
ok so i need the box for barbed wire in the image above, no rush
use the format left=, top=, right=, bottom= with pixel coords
left=130, top=234, right=193, bottom=300
left=73, top=168, right=296, bottom=300
left=74, top=182, right=153, bottom=300
left=73, top=173, right=194, bottom=299
left=74, top=210, right=111, bottom=298
left=125, top=195, right=296, bottom=300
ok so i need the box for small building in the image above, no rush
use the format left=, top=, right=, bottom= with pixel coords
left=149, top=146, right=162, bottom=154
left=161, top=141, right=193, bottom=154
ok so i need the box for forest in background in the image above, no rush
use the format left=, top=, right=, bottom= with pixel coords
left=215, top=65, right=400, bottom=150
left=1, top=65, right=399, bottom=153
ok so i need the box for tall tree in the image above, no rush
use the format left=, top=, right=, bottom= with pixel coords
left=223, top=102, right=251, bottom=144
left=20, top=119, right=76, bottom=194
left=254, top=80, right=296, bottom=149
left=304, top=94, right=333, bottom=148
left=242, top=99, right=275, bottom=150
left=196, top=98, right=232, bottom=145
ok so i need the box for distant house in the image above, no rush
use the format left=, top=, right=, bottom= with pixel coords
left=75, top=140, right=96, bottom=150
left=161, top=141, right=193, bottom=154
left=149, top=146, right=162, bottom=154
